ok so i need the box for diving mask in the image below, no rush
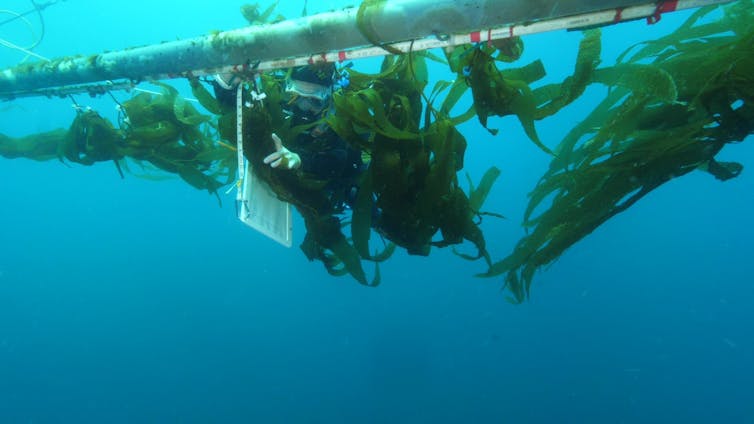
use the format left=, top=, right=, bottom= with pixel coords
left=285, top=79, right=330, bottom=113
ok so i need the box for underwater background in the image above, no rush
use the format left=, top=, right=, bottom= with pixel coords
left=1, top=1, right=753, bottom=422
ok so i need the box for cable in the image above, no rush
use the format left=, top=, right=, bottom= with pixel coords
left=0, top=0, right=61, bottom=62
left=31, top=1, right=47, bottom=51
left=0, top=9, right=40, bottom=50
left=0, top=38, right=50, bottom=61
left=0, top=0, right=59, bottom=28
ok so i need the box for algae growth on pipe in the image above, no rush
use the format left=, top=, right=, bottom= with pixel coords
left=0, top=0, right=699, bottom=98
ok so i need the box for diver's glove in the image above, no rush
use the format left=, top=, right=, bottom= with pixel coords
left=263, top=133, right=302, bottom=170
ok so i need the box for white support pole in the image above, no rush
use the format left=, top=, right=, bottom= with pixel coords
left=0, top=0, right=735, bottom=99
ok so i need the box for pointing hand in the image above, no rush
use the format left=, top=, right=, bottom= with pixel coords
left=263, top=133, right=301, bottom=170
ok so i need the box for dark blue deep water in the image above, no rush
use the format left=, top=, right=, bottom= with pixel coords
left=1, top=1, right=753, bottom=423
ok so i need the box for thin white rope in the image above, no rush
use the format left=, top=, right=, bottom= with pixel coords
left=0, top=8, right=48, bottom=61
left=0, top=9, right=40, bottom=49
left=0, top=38, right=49, bottom=61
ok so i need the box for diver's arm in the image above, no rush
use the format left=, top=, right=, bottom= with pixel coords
left=265, top=133, right=363, bottom=179
left=263, top=137, right=346, bottom=176
left=298, top=148, right=350, bottom=178
left=297, top=134, right=363, bottom=179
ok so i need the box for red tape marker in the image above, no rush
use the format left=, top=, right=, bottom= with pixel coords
left=614, top=7, right=624, bottom=23
left=648, top=0, right=679, bottom=24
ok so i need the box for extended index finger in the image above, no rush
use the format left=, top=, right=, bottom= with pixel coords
left=271, top=133, right=283, bottom=151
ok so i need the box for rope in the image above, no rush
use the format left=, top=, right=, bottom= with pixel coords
left=0, top=0, right=60, bottom=28
left=0, top=37, right=50, bottom=61
left=0, top=3, right=51, bottom=62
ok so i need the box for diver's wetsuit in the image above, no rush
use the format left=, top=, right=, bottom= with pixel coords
left=281, top=89, right=365, bottom=209
left=293, top=127, right=363, bottom=180
left=291, top=125, right=365, bottom=210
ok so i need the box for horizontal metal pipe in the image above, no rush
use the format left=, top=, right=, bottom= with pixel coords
left=0, top=0, right=727, bottom=98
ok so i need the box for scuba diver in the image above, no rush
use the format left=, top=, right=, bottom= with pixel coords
left=214, top=62, right=365, bottom=211
left=262, top=64, right=363, bottom=180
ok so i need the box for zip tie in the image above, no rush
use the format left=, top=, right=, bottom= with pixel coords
left=224, top=182, right=238, bottom=195
left=249, top=90, right=267, bottom=103
left=68, top=94, right=82, bottom=113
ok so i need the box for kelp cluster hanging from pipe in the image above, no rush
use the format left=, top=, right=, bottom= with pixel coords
left=1, top=1, right=752, bottom=300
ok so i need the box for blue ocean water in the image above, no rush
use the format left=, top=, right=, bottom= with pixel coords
left=1, top=1, right=753, bottom=423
